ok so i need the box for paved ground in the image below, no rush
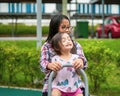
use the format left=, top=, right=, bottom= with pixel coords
left=0, top=86, right=42, bottom=96
left=0, top=37, right=47, bottom=40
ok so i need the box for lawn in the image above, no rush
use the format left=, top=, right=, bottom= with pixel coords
left=0, top=39, right=120, bottom=52
left=77, top=38, right=120, bottom=53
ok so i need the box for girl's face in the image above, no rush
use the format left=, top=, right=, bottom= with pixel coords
left=59, top=19, right=72, bottom=34
left=60, top=33, right=73, bottom=52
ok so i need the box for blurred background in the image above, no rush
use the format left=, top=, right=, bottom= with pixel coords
left=0, top=0, right=120, bottom=96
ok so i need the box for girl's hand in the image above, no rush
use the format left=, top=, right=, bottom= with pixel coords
left=47, top=62, right=62, bottom=72
left=73, top=58, right=84, bottom=70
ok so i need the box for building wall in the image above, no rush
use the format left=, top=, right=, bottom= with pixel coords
left=0, top=3, right=120, bottom=15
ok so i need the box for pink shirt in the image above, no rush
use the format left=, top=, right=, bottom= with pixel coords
left=52, top=54, right=83, bottom=92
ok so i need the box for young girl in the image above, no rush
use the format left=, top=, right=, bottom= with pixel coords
left=51, top=32, right=83, bottom=96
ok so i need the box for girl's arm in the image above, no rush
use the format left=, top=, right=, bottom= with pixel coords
left=75, top=42, right=87, bottom=69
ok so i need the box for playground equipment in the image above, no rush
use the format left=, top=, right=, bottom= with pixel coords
left=48, top=64, right=89, bottom=96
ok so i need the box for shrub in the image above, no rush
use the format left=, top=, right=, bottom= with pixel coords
left=0, top=24, right=12, bottom=35
left=0, top=45, right=44, bottom=88
left=0, top=24, right=49, bottom=36
left=82, top=40, right=116, bottom=92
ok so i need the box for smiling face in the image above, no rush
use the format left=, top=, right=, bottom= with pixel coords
left=60, top=33, right=73, bottom=52
left=51, top=32, right=74, bottom=55
left=59, top=19, right=72, bottom=34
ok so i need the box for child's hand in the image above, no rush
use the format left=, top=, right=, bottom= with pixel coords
left=73, top=58, right=83, bottom=70
left=47, top=62, right=62, bottom=72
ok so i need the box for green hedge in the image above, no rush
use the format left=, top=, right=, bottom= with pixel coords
left=0, top=46, right=44, bottom=88
left=0, top=24, right=49, bottom=36
left=83, top=41, right=117, bottom=92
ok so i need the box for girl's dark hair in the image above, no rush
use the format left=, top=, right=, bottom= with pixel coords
left=51, top=32, right=76, bottom=55
left=46, top=14, right=70, bottom=43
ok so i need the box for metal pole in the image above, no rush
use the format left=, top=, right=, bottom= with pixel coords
left=102, top=0, right=104, bottom=38
left=62, top=0, right=67, bottom=16
left=36, top=0, right=42, bottom=49
left=11, top=17, right=14, bottom=37
left=75, top=0, right=78, bottom=38
left=91, top=3, right=94, bottom=38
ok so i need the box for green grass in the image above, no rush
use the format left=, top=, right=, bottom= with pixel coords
left=77, top=39, right=120, bottom=53
left=102, top=39, right=120, bottom=52
left=1, top=39, right=120, bottom=52
left=0, top=40, right=36, bottom=48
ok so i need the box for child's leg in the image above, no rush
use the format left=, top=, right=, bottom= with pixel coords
left=76, top=94, right=83, bottom=96
left=51, top=88, right=61, bottom=96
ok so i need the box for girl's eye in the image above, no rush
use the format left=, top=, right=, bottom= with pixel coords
left=61, top=26, right=72, bottom=31
left=62, top=26, right=66, bottom=28
left=67, top=37, right=71, bottom=41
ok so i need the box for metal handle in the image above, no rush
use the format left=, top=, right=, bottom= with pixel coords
left=48, top=64, right=89, bottom=96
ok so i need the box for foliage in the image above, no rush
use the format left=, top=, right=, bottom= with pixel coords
left=76, top=39, right=120, bottom=95
left=0, top=39, right=120, bottom=96
left=42, top=26, right=49, bottom=35
left=0, top=24, right=49, bottom=36
left=0, top=45, right=44, bottom=88
left=16, top=24, right=36, bottom=35
left=115, top=52, right=120, bottom=67
left=82, top=41, right=115, bottom=92
left=0, top=24, right=12, bottom=35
